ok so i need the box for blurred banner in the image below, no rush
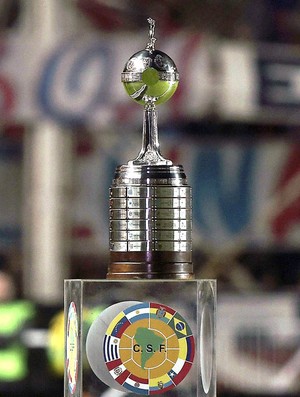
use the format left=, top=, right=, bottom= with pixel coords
left=219, top=42, right=300, bottom=123
left=1, top=30, right=300, bottom=125
left=218, top=292, right=300, bottom=394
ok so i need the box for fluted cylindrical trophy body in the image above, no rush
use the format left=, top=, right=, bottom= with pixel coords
left=107, top=164, right=193, bottom=279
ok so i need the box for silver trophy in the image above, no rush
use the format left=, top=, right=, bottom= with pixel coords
left=64, top=19, right=216, bottom=397
left=108, top=18, right=193, bottom=279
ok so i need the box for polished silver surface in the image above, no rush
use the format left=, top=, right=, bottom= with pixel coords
left=109, top=164, right=192, bottom=253
left=154, top=186, right=190, bottom=197
left=110, top=241, right=128, bottom=251
left=154, top=241, right=192, bottom=251
left=153, top=219, right=191, bottom=229
left=121, top=51, right=179, bottom=81
left=128, top=241, right=148, bottom=251
left=128, top=105, right=172, bottom=166
left=112, top=164, right=188, bottom=184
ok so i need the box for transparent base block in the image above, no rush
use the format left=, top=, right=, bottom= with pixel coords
left=64, top=279, right=216, bottom=397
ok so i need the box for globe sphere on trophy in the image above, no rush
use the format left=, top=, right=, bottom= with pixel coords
left=122, top=18, right=179, bottom=107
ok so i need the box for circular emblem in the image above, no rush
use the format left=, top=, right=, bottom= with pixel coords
left=103, top=302, right=195, bottom=395
left=66, top=302, right=78, bottom=394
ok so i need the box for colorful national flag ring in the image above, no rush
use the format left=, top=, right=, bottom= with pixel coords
left=103, top=302, right=195, bottom=395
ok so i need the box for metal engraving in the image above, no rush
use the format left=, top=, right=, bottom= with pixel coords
left=128, top=209, right=149, bottom=219
left=154, top=230, right=191, bottom=241
left=127, top=186, right=149, bottom=197
left=154, top=198, right=190, bottom=208
left=127, top=198, right=148, bottom=208
left=180, top=220, right=191, bottom=229
left=153, top=186, right=191, bottom=197
left=110, top=187, right=127, bottom=198
left=153, top=209, right=191, bottom=219
left=110, top=209, right=127, bottom=220
left=128, top=231, right=147, bottom=240
left=110, top=242, right=127, bottom=251
left=153, top=219, right=180, bottom=229
left=110, top=198, right=127, bottom=208
left=154, top=241, right=192, bottom=251
left=110, top=231, right=128, bottom=241
left=121, top=71, right=179, bottom=83
left=128, top=241, right=148, bottom=251
left=110, top=220, right=127, bottom=230
left=127, top=220, right=148, bottom=230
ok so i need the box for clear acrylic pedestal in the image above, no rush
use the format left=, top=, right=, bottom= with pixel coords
left=64, top=279, right=216, bottom=397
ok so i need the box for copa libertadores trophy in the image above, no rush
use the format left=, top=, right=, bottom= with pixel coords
left=64, top=18, right=216, bottom=397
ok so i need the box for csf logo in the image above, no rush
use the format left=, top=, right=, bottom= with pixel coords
left=133, top=343, right=166, bottom=353
left=103, top=302, right=195, bottom=395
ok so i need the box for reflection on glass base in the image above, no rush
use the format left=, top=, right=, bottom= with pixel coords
left=64, top=280, right=216, bottom=397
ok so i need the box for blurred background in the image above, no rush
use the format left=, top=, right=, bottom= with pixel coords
left=0, top=0, right=299, bottom=396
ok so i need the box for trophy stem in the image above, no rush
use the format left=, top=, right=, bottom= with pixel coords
left=129, top=103, right=172, bottom=166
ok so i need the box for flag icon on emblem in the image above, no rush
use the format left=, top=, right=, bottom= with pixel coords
left=175, top=320, right=186, bottom=334
left=156, top=307, right=166, bottom=318
left=169, top=313, right=192, bottom=338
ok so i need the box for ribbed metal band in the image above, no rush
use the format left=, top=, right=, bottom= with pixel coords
left=110, top=167, right=192, bottom=253
left=121, top=71, right=179, bottom=83
left=108, top=164, right=193, bottom=279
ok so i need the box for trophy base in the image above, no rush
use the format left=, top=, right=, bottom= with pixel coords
left=64, top=279, right=216, bottom=397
